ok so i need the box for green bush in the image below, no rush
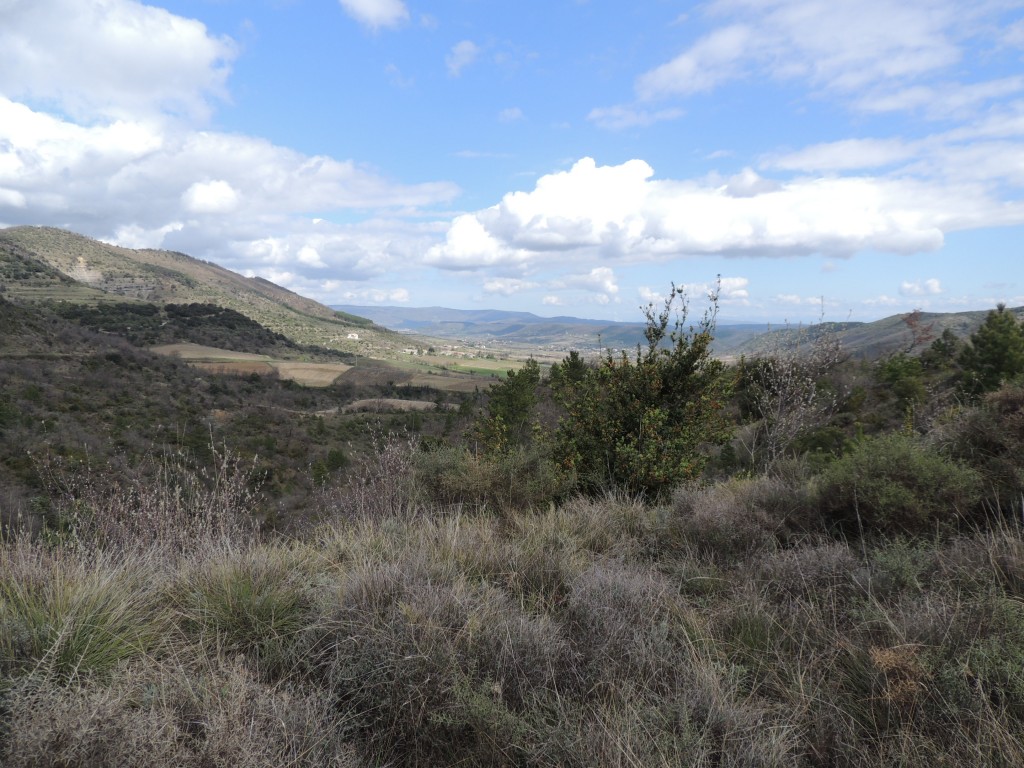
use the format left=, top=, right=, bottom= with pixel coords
left=414, top=443, right=572, bottom=512
left=815, top=433, right=983, bottom=535
left=555, top=285, right=732, bottom=498
left=941, top=384, right=1024, bottom=509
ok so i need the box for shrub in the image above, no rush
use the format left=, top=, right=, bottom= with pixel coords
left=0, top=660, right=354, bottom=767
left=414, top=443, right=572, bottom=512
left=555, top=285, right=732, bottom=498
left=659, top=473, right=815, bottom=562
left=815, top=433, right=984, bottom=535
left=939, top=384, right=1024, bottom=509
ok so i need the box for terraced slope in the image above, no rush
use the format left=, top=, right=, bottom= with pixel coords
left=0, top=226, right=379, bottom=352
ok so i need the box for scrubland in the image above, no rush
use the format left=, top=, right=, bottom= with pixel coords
left=3, top=419, right=1024, bottom=767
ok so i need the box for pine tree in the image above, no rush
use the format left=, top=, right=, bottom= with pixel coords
left=959, top=304, right=1024, bottom=395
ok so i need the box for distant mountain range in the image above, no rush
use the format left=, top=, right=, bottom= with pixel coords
left=1, top=225, right=1017, bottom=363
left=336, top=303, right=1024, bottom=360
left=332, top=303, right=776, bottom=353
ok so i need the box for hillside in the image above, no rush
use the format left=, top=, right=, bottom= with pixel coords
left=335, top=303, right=771, bottom=354
left=730, top=307, right=1024, bottom=360
left=337, top=302, right=1023, bottom=361
left=0, top=226, right=380, bottom=353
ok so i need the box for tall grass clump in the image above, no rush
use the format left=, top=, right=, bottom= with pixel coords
left=173, top=544, right=316, bottom=682
left=0, top=541, right=169, bottom=681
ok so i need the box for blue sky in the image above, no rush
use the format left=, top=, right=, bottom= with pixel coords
left=2, top=0, right=1023, bottom=324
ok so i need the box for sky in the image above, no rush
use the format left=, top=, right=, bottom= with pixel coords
left=2, top=0, right=1024, bottom=324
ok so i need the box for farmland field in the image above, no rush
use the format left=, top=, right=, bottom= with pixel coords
left=150, top=343, right=351, bottom=387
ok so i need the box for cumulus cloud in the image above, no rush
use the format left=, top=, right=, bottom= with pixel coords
left=446, top=40, right=480, bottom=76
left=0, top=98, right=459, bottom=248
left=557, top=266, right=620, bottom=296
left=0, top=0, right=236, bottom=120
left=182, top=180, right=239, bottom=214
left=542, top=295, right=564, bottom=306
left=638, top=286, right=665, bottom=304
left=337, top=0, right=409, bottom=30
left=899, top=278, right=942, bottom=296
left=427, top=157, right=1021, bottom=272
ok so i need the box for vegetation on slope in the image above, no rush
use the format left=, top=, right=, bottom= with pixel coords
left=3, top=283, right=1024, bottom=766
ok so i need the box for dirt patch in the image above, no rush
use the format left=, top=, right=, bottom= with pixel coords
left=151, top=344, right=350, bottom=387
left=271, top=361, right=351, bottom=387
left=192, top=361, right=276, bottom=377
left=149, top=343, right=272, bottom=361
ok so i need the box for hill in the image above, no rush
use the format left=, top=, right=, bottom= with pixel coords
left=0, top=226, right=378, bottom=352
left=335, top=303, right=771, bottom=354
left=730, top=307, right=1024, bottom=360
left=337, top=302, right=1024, bottom=361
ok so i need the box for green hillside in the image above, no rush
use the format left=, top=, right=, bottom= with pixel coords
left=0, top=226, right=380, bottom=352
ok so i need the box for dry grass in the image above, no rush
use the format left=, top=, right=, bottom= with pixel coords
left=4, top=443, right=1024, bottom=766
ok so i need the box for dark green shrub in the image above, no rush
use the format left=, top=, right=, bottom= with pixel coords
left=877, top=353, right=926, bottom=406
left=959, top=304, right=1024, bottom=396
left=815, top=433, right=983, bottom=535
left=555, top=285, right=732, bottom=498
left=941, top=384, right=1024, bottom=509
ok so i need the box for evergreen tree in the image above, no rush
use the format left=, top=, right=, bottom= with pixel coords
left=555, top=285, right=732, bottom=498
left=476, top=359, right=541, bottom=453
left=959, top=304, right=1024, bottom=395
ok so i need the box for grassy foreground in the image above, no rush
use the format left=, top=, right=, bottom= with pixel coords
left=2, top=445, right=1024, bottom=767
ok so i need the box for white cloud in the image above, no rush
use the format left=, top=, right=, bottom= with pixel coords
left=899, top=278, right=942, bottom=296
left=864, top=294, right=903, bottom=306
left=586, top=105, right=684, bottom=131
left=297, top=245, right=327, bottom=268
left=446, top=40, right=480, bottom=77
left=428, top=157, right=1022, bottom=271
left=483, top=277, right=538, bottom=295
left=634, top=0, right=996, bottom=115
left=638, top=286, right=664, bottom=304
left=681, top=276, right=749, bottom=304
left=0, top=0, right=236, bottom=121
left=111, top=221, right=184, bottom=249
left=542, top=295, right=564, bottom=306
left=775, top=293, right=823, bottom=306
left=638, top=25, right=752, bottom=100
left=0, top=98, right=459, bottom=241
left=341, top=287, right=411, bottom=303
left=498, top=107, right=524, bottom=123
left=337, top=0, right=409, bottom=30
left=856, top=77, right=1024, bottom=119
left=557, top=266, right=620, bottom=295
left=182, top=180, right=239, bottom=214
left=719, top=276, right=750, bottom=301
left=766, top=139, right=916, bottom=172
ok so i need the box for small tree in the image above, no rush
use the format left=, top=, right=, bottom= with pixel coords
left=959, top=304, right=1024, bottom=396
left=476, top=359, right=541, bottom=454
left=741, top=321, right=844, bottom=468
left=555, top=284, right=732, bottom=498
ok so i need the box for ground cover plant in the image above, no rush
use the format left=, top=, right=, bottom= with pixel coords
left=3, top=293, right=1024, bottom=765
